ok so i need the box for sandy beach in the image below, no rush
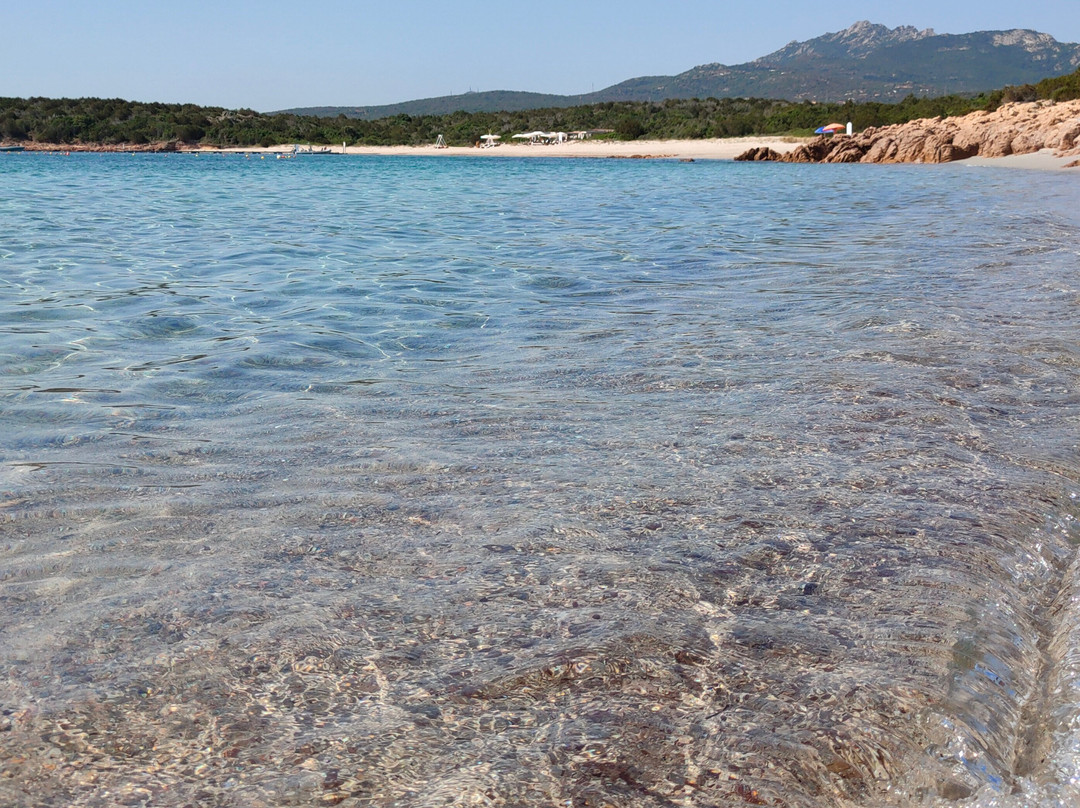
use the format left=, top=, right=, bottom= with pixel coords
left=202, top=136, right=1080, bottom=169
left=207, top=136, right=808, bottom=161
left=954, top=147, right=1080, bottom=170
left=14, top=133, right=1076, bottom=169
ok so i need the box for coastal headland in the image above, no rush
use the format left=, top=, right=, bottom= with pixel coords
left=735, top=99, right=1080, bottom=169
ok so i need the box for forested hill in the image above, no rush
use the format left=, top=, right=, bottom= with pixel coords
left=289, top=91, right=574, bottom=121
left=2, top=68, right=1078, bottom=150
left=280, top=21, right=1080, bottom=119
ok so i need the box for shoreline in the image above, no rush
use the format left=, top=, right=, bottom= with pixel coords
left=2, top=137, right=808, bottom=161
left=209, top=136, right=809, bottom=161
left=7, top=136, right=1077, bottom=169
left=953, top=148, right=1079, bottom=171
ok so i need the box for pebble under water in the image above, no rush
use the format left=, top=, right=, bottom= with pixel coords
left=2, top=153, right=1080, bottom=807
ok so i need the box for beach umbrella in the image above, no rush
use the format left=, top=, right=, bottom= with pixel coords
left=815, top=123, right=846, bottom=134
left=480, top=134, right=501, bottom=142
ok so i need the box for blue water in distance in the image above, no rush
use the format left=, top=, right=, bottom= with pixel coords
left=3, top=152, right=1080, bottom=807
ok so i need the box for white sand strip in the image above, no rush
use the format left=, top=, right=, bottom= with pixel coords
left=954, top=148, right=1079, bottom=171
left=205, top=140, right=1079, bottom=169
left=207, top=137, right=807, bottom=161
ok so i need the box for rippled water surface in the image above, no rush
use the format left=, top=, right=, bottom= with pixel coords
left=3, top=152, right=1080, bottom=807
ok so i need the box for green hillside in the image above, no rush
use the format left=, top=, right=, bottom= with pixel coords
left=288, top=91, right=574, bottom=121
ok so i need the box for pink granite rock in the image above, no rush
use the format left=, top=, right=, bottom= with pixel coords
left=735, top=100, right=1080, bottom=165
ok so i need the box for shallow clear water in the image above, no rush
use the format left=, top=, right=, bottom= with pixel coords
left=2, top=152, right=1080, bottom=807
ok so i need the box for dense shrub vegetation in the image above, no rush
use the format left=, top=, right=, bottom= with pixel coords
left=981, top=67, right=1080, bottom=106
left=2, top=68, right=1077, bottom=149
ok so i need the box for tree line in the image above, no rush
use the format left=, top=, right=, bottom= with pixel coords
left=2, top=68, right=1077, bottom=149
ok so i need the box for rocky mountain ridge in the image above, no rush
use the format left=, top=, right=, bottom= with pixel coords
left=749, top=21, right=936, bottom=64
left=647, top=23, right=1080, bottom=104
left=282, top=22, right=1080, bottom=119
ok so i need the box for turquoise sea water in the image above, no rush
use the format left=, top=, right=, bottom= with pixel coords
left=2, top=152, right=1080, bottom=806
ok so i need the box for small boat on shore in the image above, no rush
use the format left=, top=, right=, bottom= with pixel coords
left=0, top=145, right=26, bottom=152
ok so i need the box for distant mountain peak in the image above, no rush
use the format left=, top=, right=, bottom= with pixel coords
left=280, top=21, right=1080, bottom=118
left=990, top=29, right=1058, bottom=50
left=840, top=20, right=934, bottom=42
left=834, top=20, right=935, bottom=50
left=754, top=20, right=937, bottom=64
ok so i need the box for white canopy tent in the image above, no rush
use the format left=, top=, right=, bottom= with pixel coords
left=511, top=131, right=567, bottom=144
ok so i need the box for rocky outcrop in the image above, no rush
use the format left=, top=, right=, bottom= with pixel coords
left=736, top=146, right=784, bottom=161
left=736, top=100, right=1080, bottom=165
left=15, top=141, right=184, bottom=153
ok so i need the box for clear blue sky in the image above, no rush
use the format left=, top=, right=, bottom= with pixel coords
left=4, top=1, right=1078, bottom=112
